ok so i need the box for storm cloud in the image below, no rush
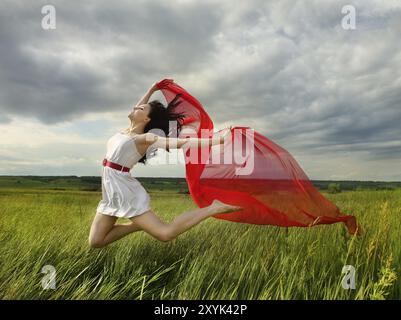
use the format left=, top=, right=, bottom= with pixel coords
left=0, top=0, right=400, bottom=180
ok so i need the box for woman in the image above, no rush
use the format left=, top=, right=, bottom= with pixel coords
left=88, top=80, right=242, bottom=248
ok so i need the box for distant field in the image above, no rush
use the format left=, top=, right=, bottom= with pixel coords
left=1, top=176, right=400, bottom=193
left=0, top=176, right=190, bottom=193
left=0, top=177, right=400, bottom=299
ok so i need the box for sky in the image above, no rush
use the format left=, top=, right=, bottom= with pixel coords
left=0, top=0, right=400, bottom=180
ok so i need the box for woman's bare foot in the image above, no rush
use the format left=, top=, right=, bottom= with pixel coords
left=207, top=199, right=243, bottom=216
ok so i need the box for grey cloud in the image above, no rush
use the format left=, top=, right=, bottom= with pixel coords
left=0, top=0, right=400, bottom=178
left=0, top=0, right=222, bottom=124
left=195, top=1, right=401, bottom=163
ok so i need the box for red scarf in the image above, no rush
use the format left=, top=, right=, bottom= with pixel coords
left=156, top=79, right=360, bottom=235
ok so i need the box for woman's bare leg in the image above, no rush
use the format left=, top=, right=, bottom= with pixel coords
left=89, top=200, right=241, bottom=247
left=88, top=213, right=143, bottom=248
left=130, top=200, right=242, bottom=242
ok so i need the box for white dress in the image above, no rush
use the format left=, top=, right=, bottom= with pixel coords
left=96, top=132, right=151, bottom=218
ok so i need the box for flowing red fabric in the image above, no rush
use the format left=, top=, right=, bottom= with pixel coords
left=156, top=79, right=359, bottom=235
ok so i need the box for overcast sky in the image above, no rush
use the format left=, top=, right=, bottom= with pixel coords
left=0, top=0, right=400, bottom=180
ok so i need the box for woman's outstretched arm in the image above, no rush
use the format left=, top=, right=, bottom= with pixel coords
left=139, top=129, right=231, bottom=150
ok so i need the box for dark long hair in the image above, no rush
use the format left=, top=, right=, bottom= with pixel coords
left=138, top=93, right=185, bottom=164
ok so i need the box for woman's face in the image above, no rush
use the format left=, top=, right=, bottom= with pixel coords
left=129, top=103, right=151, bottom=123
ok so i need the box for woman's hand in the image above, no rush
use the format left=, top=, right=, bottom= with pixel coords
left=152, top=79, right=174, bottom=92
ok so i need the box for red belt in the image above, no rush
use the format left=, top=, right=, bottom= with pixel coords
left=102, top=158, right=130, bottom=172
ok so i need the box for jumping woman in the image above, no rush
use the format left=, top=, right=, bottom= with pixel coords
left=88, top=80, right=242, bottom=248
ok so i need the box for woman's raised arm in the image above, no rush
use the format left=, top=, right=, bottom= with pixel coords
left=134, top=79, right=174, bottom=108
left=134, top=86, right=156, bottom=108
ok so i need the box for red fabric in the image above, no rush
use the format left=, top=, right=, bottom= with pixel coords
left=156, top=79, right=360, bottom=235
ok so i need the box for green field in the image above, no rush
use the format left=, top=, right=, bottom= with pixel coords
left=0, top=179, right=400, bottom=299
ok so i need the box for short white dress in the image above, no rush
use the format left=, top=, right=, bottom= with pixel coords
left=96, top=132, right=151, bottom=218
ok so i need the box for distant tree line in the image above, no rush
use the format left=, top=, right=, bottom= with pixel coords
left=1, top=176, right=400, bottom=193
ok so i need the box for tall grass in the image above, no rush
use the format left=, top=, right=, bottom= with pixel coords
left=0, top=188, right=400, bottom=299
